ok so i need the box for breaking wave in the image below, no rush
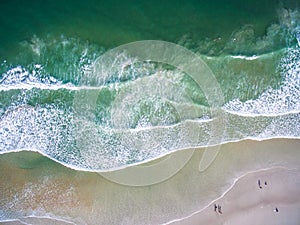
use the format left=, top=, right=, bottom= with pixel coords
left=0, top=9, right=299, bottom=171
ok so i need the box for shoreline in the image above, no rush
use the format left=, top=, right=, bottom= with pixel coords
left=1, top=138, right=300, bottom=224
left=167, top=167, right=300, bottom=225
left=0, top=136, right=299, bottom=173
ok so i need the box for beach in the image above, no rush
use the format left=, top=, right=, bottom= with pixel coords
left=1, top=138, right=300, bottom=224
left=170, top=168, right=300, bottom=225
left=0, top=0, right=300, bottom=224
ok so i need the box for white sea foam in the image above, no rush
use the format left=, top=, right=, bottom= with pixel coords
left=0, top=18, right=299, bottom=171
left=224, top=47, right=300, bottom=115
left=0, top=49, right=299, bottom=171
left=230, top=55, right=259, bottom=60
left=0, top=101, right=299, bottom=171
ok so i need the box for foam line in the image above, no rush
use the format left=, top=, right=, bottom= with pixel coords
left=0, top=137, right=299, bottom=173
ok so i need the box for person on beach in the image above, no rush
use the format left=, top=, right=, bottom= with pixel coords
left=214, top=204, right=217, bottom=212
left=217, top=205, right=222, bottom=214
left=258, top=179, right=262, bottom=189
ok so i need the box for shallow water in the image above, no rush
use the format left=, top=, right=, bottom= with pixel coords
left=1, top=139, right=300, bottom=224
left=0, top=0, right=300, bottom=223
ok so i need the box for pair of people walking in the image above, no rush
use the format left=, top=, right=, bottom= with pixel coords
left=214, top=204, right=222, bottom=214
left=258, top=179, right=267, bottom=189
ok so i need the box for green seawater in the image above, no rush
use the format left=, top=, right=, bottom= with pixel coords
left=0, top=0, right=299, bottom=169
left=0, top=0, right=299, bottom=59
left=0, top=0, right=279, bottom=56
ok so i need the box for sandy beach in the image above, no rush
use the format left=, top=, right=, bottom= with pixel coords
left=1, top=138, right=300, bottom=224
left=169, top=167, right=300, bottom=225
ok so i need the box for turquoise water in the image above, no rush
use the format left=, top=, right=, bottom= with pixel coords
left=0, top=1, right=300, bottom=171
left=0, top=0, right=300, bottom=223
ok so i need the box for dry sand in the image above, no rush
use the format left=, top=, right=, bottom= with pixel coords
left=169, top=168, right=300, bottom=225
left=0, top=138, right=300, bottom=224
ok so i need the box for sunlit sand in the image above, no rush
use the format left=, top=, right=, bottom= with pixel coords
left=1, top=138, right=299, bottom=224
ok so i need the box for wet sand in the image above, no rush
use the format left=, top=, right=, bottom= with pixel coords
left=0, top=138, right=300, bottom=224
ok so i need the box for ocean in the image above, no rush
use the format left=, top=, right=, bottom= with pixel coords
left=0, top=0, right=299, bottom=224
